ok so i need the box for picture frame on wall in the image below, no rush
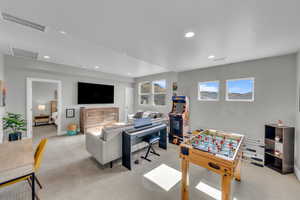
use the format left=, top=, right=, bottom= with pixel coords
left=172, top=82, right=178, bottom=91
left=66, top=108, right=75, bottom=118
left=0, top=80, right=6, bottom=107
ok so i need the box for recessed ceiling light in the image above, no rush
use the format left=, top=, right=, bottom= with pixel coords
left=127, top=73, right=131, bottom=75
left=208, top=55, right=215, bottom=59
left=95, top=66, right=100, bottom=69
left=43, top=55, right=50, bottom=59
left=184, top=32, right=195, bottom=38
left=60, top=30, right=66, bottom=34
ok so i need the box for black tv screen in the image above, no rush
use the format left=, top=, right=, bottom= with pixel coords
left=78, top=82, right=114, bottom=104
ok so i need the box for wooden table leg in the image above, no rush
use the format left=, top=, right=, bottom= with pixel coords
left=221, top=174, right=231, bottom=200
left=181, top=158, right=189, bottom=200
left=234, top=159, right=242, bottom=182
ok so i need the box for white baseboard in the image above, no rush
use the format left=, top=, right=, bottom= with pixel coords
left=295, top=165, right=300, bottom=181
left=58, top=129, right=64, bottom=135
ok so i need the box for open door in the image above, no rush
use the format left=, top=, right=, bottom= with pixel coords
left=26, top=78, right=62, bottom=138
left=125, top=87, right=134, bottom=123
left=26, top=78, right=33, bottom=137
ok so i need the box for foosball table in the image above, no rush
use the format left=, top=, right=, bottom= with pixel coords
left=180, top=129, right=244, bottom=200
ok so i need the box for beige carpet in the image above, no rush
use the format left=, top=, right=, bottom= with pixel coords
left=1, top=134, right=300, bottom=200
left=33, top=125, right=57, bottom=143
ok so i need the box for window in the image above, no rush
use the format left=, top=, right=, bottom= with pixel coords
left=198, top=81, right=219, bottom=101
left=153, top=80, right=167, bottom=106
left=139, top=82, right=151, bottom=105
left=226, top=78, right=254, bottom=102
left=138, top=80, right=167, bottom=106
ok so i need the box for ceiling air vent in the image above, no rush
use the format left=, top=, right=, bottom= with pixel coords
left=1, top=12, right=46, bottom=32
left=12, top=48, right=39, bottom=60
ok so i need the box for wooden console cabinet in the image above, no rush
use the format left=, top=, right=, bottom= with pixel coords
left=80, top=107, right=119, bottom=134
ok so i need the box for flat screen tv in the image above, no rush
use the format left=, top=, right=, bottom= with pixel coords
left=78, top=82, right=114, bottom=104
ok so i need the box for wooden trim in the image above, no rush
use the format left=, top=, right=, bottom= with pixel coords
left=26, top=78, right=62, bottom=137
left=50, top=100, right=57, bottom=114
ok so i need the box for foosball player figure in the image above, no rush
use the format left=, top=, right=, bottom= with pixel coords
left=212, top=138, right=216, bottom=144
left=220, top=139, right=224, bottom=145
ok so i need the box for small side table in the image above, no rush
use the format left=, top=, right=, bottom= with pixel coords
left=34, top=115, right=50, bottom=126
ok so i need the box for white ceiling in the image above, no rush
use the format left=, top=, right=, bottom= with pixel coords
left=0, top=0, right=300, bottom=77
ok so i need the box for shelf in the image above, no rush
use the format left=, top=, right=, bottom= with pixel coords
left=265, top=150, right=282, bottom=159
left=265, top=138, right=282, bottom=144
left=266, top=124, right=291, bottom=129
left=264, top=124, right=294, bottom=174
left=265, top=164, right=283, bottom=174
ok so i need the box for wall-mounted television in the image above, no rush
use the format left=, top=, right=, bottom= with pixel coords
left=78, top=82, right=114, bottom=104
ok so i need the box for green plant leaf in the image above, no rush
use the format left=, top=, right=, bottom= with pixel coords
left=2, top=112, right=27, bottom=133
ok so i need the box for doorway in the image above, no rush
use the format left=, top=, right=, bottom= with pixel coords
left=124, top=87, right=134, bottom=123
left=26, top=78, right=62, bottom=139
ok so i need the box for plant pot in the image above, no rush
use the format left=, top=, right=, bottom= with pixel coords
left=8, top=132, right=22, bottom=141
left=67, top=130, right=77, bottom=136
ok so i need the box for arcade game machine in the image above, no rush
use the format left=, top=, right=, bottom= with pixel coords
left=169, top=96, right=189, bottom=145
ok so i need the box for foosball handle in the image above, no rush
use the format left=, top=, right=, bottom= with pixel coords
left=208, top=162, right=220, bottom=170
left=246, top=148, right=256, bottom=152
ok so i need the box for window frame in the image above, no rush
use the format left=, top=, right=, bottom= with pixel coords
left=138, top=81, right=152, bottom=105
left=225, top=77, right=255, bottom=102
left=152, top=79, right=167, bottom=106
left=198, top=80, right=220, bottom=101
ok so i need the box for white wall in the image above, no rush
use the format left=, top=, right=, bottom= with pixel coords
left=4, top=55, right=134, bottom=134
left=32, top=82, right=57, bottom=117
left=295, top=51, right=300, bottom=180
left=178, top=54, right=297, bottom=140
left=134, top=72, right=178, bottom=115
left=0, top=54, right=4, bottom=143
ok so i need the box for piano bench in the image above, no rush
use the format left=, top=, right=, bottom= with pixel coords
left=141, top=136, right=160, bottom=162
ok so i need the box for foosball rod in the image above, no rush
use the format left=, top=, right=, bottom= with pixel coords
left=243, top=160, right=264, bottom=168
left=241, top=145, right=261, bottom=153
left=244, top=139, right=263, bottom=144
left=242, top=149, right=265, bottom=160
left=242, top=157, right=264, bottom=163
left=242, top=152, right=264, bottom=160
left=245, top=137, right=263, bottom=142
left=243, top=142, right=265, bottom=148
left=241, top=154, right=264, bottom=168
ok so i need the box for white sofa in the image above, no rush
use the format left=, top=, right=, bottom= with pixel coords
left=85, top=118, right=168, bottom=166
left=128, top=110, right=165, bottom=122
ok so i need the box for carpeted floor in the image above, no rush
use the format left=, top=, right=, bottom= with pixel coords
left=1, top=134, right=300, bottom=200
left=32, top=125, right=57, bottom=142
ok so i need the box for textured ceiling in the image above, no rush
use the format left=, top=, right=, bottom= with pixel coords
left=0, top=0, right=299, bottom=77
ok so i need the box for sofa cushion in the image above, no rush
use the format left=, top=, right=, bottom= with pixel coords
left=86, top=127, right=104, bottom=139
left=142, top=111, right=153, bottom=118
left=102, top=123, right=134, bottom=141
left=132, top=111, right=164, bottom=120
left=133, top=111, right=144, bottom=119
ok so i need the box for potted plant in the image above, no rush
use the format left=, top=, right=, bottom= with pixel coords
left=3, top=112, right=27, bottom=141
